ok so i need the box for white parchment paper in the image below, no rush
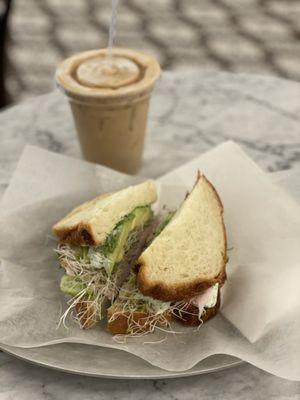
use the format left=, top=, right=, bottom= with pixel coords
left=0, top=141, right=300, bottom=380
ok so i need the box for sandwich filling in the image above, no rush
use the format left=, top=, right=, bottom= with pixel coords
left=108, top=272, right=219, bottom=335
left=108, top=210, right=220, bottom=335
left=55, top=205, right=153, bottom=327
left=190, top=284, right=219, bottom=317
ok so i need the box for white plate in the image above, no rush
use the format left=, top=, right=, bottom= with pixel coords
left=0, top=343, right=242, bottom=379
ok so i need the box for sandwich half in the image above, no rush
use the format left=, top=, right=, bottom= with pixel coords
left=107, top=174, right=227, bottom=335
left=53, top=180, right=157, bottom=328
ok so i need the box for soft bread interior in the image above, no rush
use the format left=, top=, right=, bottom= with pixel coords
left=137, top=174, right=227, bottom=301
left=53, top=180, right=157, bottom=245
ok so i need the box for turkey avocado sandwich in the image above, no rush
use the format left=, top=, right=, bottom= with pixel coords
left=52, top=180, right=157, bottom=329
left=107, top=174, right=227, bottom=336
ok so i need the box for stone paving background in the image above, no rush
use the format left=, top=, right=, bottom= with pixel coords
left=6, top=0, right=300, bottom=102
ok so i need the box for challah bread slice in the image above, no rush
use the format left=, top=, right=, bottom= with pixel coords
left=75, top=298, right=98, bottom=329
left=137, top=174, right=227, bottom=302
left=107, top=303, right=172, bottom=335
left=107, top=305, right=151, bottom=334
left=52, top=180, right=157, bottom=246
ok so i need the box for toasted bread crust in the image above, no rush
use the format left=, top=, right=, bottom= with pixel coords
left=137, top=174, right=228, bottom=302
left=75, top=299, right=98, bottom=329
left=53, top=192, right=112, bottom=245
left=107, top=305, right=173, bottom=335
left=57, top=225, right=96, bottom=245
left=174, top=289, right=221, bottom=326
left=107, top=307, right=150, bottom=334
left=137, top=267, right=226, bottom=302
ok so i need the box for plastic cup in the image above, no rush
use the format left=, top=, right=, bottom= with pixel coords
left=55, top=48, right=161, bottom=174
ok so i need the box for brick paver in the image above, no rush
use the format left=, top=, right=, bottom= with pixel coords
left=7, top=0, right=300, bottom=101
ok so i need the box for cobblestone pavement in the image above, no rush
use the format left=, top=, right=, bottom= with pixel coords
left=7, top=0, right=300, bottom=101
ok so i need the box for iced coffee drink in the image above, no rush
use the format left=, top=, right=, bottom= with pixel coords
left=56, top=48, right=161, bottom=174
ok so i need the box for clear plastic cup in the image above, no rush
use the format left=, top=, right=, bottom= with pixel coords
left=56, top=48, right=161, bottom=174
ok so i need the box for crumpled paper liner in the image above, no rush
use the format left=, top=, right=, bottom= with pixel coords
left=0, top=141, right=299, bottom=380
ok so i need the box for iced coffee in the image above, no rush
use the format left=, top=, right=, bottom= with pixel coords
left=56, top=48, right=161, bottom=174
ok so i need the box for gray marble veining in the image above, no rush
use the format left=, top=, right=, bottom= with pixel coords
left=1, top=70, right=300, bottom=197
left=0, top=70, right=300, bottom=399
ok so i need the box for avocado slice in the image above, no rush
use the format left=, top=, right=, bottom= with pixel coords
left=60, top=274, right=94, bottom=297
left=60, top=205, right=153, bottom=297
left=154, top=210, right=175, bottom=238
left=104, top=205, right=153, bottom=272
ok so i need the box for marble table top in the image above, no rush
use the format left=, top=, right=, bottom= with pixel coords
left=0, top=70, right=300, bottom=398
